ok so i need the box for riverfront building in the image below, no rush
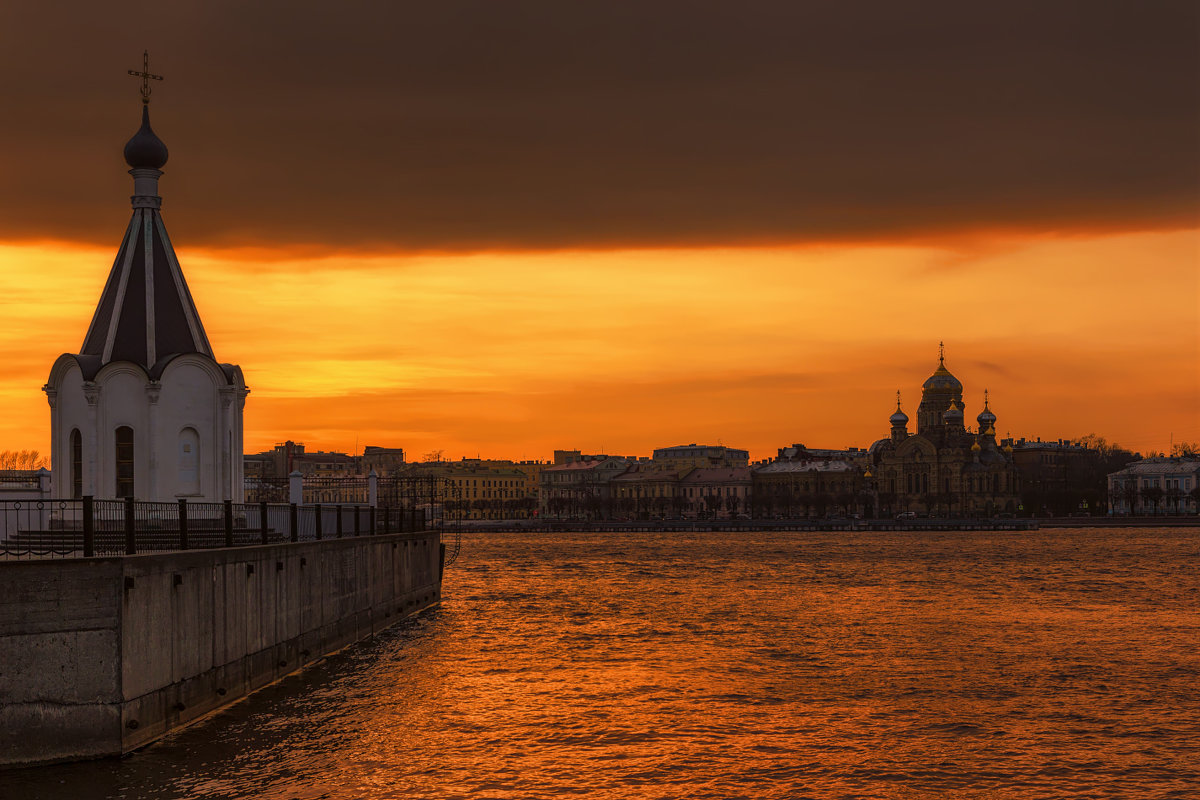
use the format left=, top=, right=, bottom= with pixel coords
left=43, top=102, right=248, bottom=502
left=651, top=444, right=749, bottom=470
left=752, top=459, right=867, bottom=517
left=402, top=458, right=542, bottom=519
left=1107, top=458, right=1200, bottom=515
left=868, top=346, right=1020, bottom=517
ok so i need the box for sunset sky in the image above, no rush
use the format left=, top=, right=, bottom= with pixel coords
left=0, top=1, right=1196, bottom=461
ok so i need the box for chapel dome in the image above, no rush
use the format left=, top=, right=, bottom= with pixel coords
left=124, top=105, right=169, bottom=169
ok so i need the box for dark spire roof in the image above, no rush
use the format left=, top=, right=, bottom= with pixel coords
left=79, top=108, right=212, bottom=370
left=123, top=105, right=168, bottom=169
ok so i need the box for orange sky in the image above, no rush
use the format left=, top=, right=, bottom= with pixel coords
left=1, top=227, right=1195, bottom=461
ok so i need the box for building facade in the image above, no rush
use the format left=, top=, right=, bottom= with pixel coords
left=650, top=444, right=749, bottom=470
left=539, top=457, right=632, bottom=519
left=1107, top=458, right=1200, bottom=515
left=752, top=459, right=866, bottom=517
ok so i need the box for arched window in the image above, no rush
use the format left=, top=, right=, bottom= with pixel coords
left=70, top=429, right=82, bottom=499
left=179, top=428, right=200, bottom=495
left=115, top=426, right=134, bottom=498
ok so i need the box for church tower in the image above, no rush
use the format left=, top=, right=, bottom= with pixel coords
left=916, top=342, right=964, bottom=446
left=43, top=63, right=248, bottom=501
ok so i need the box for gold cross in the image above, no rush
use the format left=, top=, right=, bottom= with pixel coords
left=127, top=51, right=164, bottom=104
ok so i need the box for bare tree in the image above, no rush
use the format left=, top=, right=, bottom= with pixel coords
left=0, top=450, right=47, bottom=470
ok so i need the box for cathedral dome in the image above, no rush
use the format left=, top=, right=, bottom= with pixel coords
left=945, top=403, right=963, bottom=422
left=923, top=362, right=962, bottom=393
left=971, top=441, right=982, bottom=453
left=124, top=105, right=169, bottom=169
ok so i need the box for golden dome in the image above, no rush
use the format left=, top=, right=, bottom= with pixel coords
left=971, top=441, right=982, bottom=452
left=864, top=469, right=873, bottom=478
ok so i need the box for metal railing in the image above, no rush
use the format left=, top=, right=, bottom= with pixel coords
left=0, top=497, right=426, bottom=560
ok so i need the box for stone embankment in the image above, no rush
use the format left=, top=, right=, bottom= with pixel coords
left=0, top=531, right=442, bottom=767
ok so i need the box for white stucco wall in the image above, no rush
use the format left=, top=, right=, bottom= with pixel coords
left=45, top=354, right=247, bottom=502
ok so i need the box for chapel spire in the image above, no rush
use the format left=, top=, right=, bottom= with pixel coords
left=78, top=67, right=213, bottom=371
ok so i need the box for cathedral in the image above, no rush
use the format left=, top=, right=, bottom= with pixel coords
left=869, top=346, right=1019, bottom=517
left=42, top=79, right=248, bottom=502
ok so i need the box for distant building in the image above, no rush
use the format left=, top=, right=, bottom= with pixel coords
left=361, top=445, right=406, bottom=476
left=1107, top=458, right=1200, bottom=516
left=611, top=466, right=689, bottom=517
left=403, top=458, right=542, bottom=519
left=773, top=444, right=870, bottom=466
left=752, top=459, right=866, bottom=517
left=539, top=457, right=632, bottom=519
left=1008, top=438, right=1117, bottom=516
left=868, top=345, right=1020, bottom=517
left=681, top=467, right=752, bottom=518
left=651, top=444, right=749, bottom=470
left=0, top=469, right=52, bottom=503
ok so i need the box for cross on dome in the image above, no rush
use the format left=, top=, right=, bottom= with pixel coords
left=127, top=50, right=164, bottom=105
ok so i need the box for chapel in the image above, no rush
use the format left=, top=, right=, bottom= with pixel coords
left=43, top=83, right=248, bottom=502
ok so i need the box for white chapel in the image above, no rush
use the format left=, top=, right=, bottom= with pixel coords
left=43, top=86, right=248, bottom=502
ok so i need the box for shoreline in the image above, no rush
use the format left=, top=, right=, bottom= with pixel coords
left=442, top=516, right=1200, bottom=534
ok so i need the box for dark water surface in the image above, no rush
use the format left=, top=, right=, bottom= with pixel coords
left=4, top=528, right=1199, bottom=799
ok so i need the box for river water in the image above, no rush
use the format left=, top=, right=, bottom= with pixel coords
left=4, top=528, right=1199, bottom=799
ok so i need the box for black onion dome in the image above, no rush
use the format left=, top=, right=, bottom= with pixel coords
left=124, top=105, right=168, bottom=169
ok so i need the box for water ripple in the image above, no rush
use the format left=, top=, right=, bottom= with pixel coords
left=3, top=527, right=1199, bottom=799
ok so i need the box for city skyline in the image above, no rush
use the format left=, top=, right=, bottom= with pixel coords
left=0, top=2, right=1196, bottom=461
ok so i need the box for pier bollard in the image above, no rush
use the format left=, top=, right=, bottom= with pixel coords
left=178, top=498, right=189, bottom=550
left=82, top=496, right=94, bottom=558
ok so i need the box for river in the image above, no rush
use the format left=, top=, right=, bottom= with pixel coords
left=3, top=527, right=1198, bottom=799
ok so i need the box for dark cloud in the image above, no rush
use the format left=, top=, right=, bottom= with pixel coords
left=1, top=0, right=1196, bottom=250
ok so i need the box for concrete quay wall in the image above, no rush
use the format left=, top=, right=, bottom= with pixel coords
left=0, top=531, right=442, bottom=767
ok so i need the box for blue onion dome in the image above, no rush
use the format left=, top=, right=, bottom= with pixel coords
left=124, top=105, right=169, bottom=169
left=977, top=407, right=997, bottom=428
left=890, top=394, right=908, bottom=426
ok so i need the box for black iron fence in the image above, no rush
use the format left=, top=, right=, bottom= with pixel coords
left=0, top=497, right=426, bottom=559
